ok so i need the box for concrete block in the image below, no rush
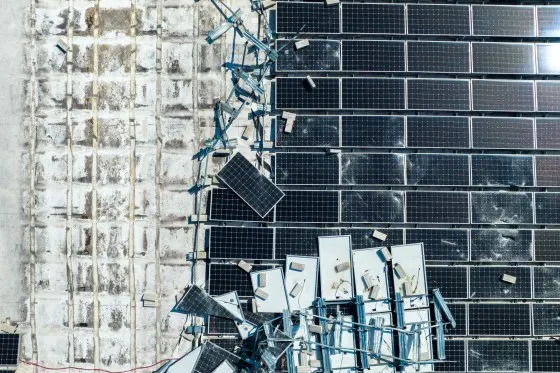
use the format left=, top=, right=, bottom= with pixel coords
left=161, top=153, right=193, bottom=184
left=372, top=230, right=387, bottom=241
left=97, top=223, right=128, bottom=259
left=97, top=187, right=129, bottom=221
left=98, top=262, right=130, bottom=295
left=163, top=42, right=193, bottom=76
left=335, top=261, right=350, bottom=273
left=163, top=6, right=194, bottom=37
left=97, top=154, right=130, bottom=185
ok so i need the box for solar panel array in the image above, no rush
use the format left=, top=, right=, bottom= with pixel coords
left=205, top=2, right=560, bottom=372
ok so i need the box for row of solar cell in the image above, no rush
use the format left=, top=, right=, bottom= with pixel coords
left=208, top=226, right=560, bottom=262
left=276, top=78, right=560, bottom=112
left=277, top=40, right=560, bottom=75
left=276, top=3, right=560, bottom=38
left=275, top=115, right=560, bottom=150
left=274, top=153, right=560, bottom=187
left=209, top=189, right=560, bottom=224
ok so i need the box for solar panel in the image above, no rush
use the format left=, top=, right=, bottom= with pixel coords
left=468, top=304, right=531, bottom=336
left=207, top=315, right=238, bottom=334
left=536, top=156, right=560, bottom=187
left=533, top=266, right=560, bottom=298
left=342, top=40, right=404, bottom=72
left=209, top=227, right=273, bottom=260
left=208, top=264, right=275, bottom=296
left=471, top=192, right=533, bottom=224
left=341, top=78, right=405, bottom=110
left=276, top=2, right=339, bottom=34
left=407, top=41, right=469, bottom=73
left=275, top=115, right=339, bottom=148
left=406, top=192, right=469, bottom=224
left=217, top=153, right=284, bottom=218
left=210, top=189, right=274, bottom=222
left=173, top=285, right=241, bottom=321
left=471, top=117, right=534, bottom=149
left=407, top=79, right=470, bottom=111
left=532, top=340, right=560, bottom=372
left=341, top=3, right=404, bottom=34
left=341, top=191, right=404, bottom=223
left=467, top=340, right=530, bottom=372
left=275, top=153, right=339, bottom=185
left=341, top=116, right=404, bottom=148
left=406, top=154, right=469, bottom=186
left=535, top=193, right=560, bottom=224
left=425, top=266, right=468, bottom=299
left=471, top=154, right=534, bottom=187
left=194, top=342, right=243, bottom=373
left=537, top=81, right=560, bottom=112
left=444, top=304, right=467, bottom=336
left=537, top=44, right=560, bottom=74
left=472, top=42, right=535, bottom=74
left=536, top=118, right=560, bottom=150
left=275, top=190, right=339, bottom=223
left=472, top=5, right=535, bottom=37
left=533, top=304, right=560, bottom=336
left=276, top=40, right=340, bottom=72
left=406, top=116, right=469, bottom=148
left=472, top=80, right=535, bottom=112
left=537, top=6, right=560, bottom=37
left=340, top=228, right=403, bottom=250
left=433, top=340, right=465, bottom=372
left=275, top=228, right=338, bottom=258
left=276, top=78, right=340, bottom=110
left=470, top=229, right=533, bottom=262
left=407, top=4, right=470, bottom=35
left=341, top=153, right=404, bottom=185
left=405, top=229, right=468, bottom=261
left=469, top=266, right=532, bottom=299
left=210, top=339, right=240, bottom=353
left=0, top=334, right=19, bottom=366
left=534, top=230, right=560, bottom=262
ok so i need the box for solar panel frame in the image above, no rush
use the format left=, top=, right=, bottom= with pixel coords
left=468, top=303, right=532, bottom=336
left=407, top=78, right=470, bottom=111
left=341, top=77, right=405, bottom=110
left=533, top=266, right=560, bottom=299
left=537, top=81, right=560, bottom=112
left=471, top=192, right=534, bottom=225
left=275, top=39, right=341, bottom=72
left=472, top=5, right=536, bottom=37
left=534, top=230, right=560, bottom=262
left=532, top=303, right=560, bottom=336
left=532, top=340, right=560, bottom=372
left=472, top=79, right=535, bottom=112
left=467, top=340, right=530, bottom=372
left=341, top=40, right=405, bottom=72
left=472, top=42, right=535, bottom=74
left=405, top=229, right=469, bottom=262
left=469, top=266, right=532, bottom=299
left=341, top=153, right=405, bottom=185
left=275, top=2, right=340, bottom=34
left=537, top=5, right=560, bottom=37
left=407, top=41, right=470, bottom=73
left=470, top=229, right=533, bottom=262
left=275, top=115, right=340, bottom=148
left=535, top=192, right=560, bottom=225
left=341, top=115, right=405, bottom=148
left=407, top=4, right=471, bottom=36
left=276, top=77, right=340, bottom=110
left=406, top=191, right=469, bottom=224
left=471, top=154, right=534, bottom=187
left=275, top=152, right=340, bottom=185
left=341, top=190, right=404, bottom=223
left=471, top=117, right=535, bottom=150
left=406, top=116, right=470, bottom=149
left=341, top=3, right=405, bottom=35
left=208, top=226, right=274, bottom=260
left=406, top=153, right=469, bottom=186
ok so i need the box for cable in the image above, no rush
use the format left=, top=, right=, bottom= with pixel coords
left=19, top=359, right=176, bottom=373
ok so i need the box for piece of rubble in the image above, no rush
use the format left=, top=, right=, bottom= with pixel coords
left=305, top=75, right=316, bottom=89
left=56, top=38, right=68, bottom=53
left=255, top=288, right=269, bottom=300
left=372, top=229, right=387, bottom=241
left=394, top=263, right=407, bottom=279
left=238, top=260, right=253, bottom=273
left=290, top=282, right=304, bottom=298
left=335, top=261, right=350, bottom=273
left=294, top=39, right=310, bottom=50
left=501, top=273, right=517, bottom=284
left=290, top=261, right=305, bottom=271
left=380, top=247, right=392, bottom=262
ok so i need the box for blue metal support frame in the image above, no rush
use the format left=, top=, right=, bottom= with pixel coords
left=282, top=310, right=296, bottom=373
left=315, top=298, right=331, bottom=373
left=433, top=289, right=456, bottom=328
left=434, top=303, right=446, bottom=359
left=395, top=293, right=407, bottom=364
left=356, top=295, right=369, bottom=370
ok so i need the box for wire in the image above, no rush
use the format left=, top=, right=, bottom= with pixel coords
left=19, top=359, right=176, bottom=373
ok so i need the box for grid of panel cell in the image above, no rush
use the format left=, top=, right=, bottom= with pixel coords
left=407, top=79, right=470, bottom=111
left=210, top=189, right=274, bottom=222
left=275, top=228, right=339, bottom=258
left=536, top=193, right=560, bottom=225
left=533, top=266, right=560, bottom=298
left=472, top=5, right=535, bottom=37
left=471, top=155, right=534, bottom=187
left=406, top=116, right=469, bottom=148
left=276, top=116, right=339, bottom=148
left=406, top=154, right=469, bottom=186
left=208, top=227, right=273, bottom=260
left=341, top=78, right=405, bottom=110
left=532, top=340, right=560, bottom=372
left=536, top=118, right=560, bottom=150
left=276, top=40, right=340, bottom=72
left=534, top=230, right=560, bottom=262
left=537, top=44, right=560, bottom=74
left=407, top=41, right=469, bottom=73
left=536, top=156, right=560, bottom=187
left=194, top=342, right=243, bottom=373
left=468, top=304, right=531, bottom=336
left=0, top=334, right=19, bottom=366
left=342, top=3, right=405, bottom=34
left=471, top=192, right=533, bottom=224
left=471, top=117, right=535, bottom=149
left=537, top=6, right=560, bottom=37
left=445, top=304, right=467, bottom=336
left=341, top=191, right=404, bottom=223
left=433, top=340, right=465, bottom=372
left=275, top=190, right=339, bottom=223
left=472, top=80, right=535, bottom=112
left=407, top=4, right=470, bottom=36
left=340, top=153, right=404, bottom=185
left=405, top=229, right=468, bottom=261
left=341, top=228, right=403, bottom=250
left=406, top=192, right=469, bottom=224
left=341, top=116, right=405, bottom=148
left=207, top=315, right=238, bottom=335
left=276, top=2, right=339, bottom=34
left=425, top=266, right=468, bottom=299
left=470, top=229, right=533, bottom=262
left=537, top=81, right=560, bottom=112
left=276, top=78, right=340, bottom=110
left=472, top=42, right=535, bottom=74
left=532, top=304, right=560, bottom=336
left=467, top=340, right=530, bottom=372
left=469, top=266, right=532, bottom=299
left=342, top=40, right=404, bottom=72
left=208, top=264, right=274, bottom=296
left=275, top=153, right=339, bottom=185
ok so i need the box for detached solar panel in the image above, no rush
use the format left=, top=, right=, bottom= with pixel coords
left=0, top=334, right=19, bottom=366
left=217, top=153, right=284, bottom=218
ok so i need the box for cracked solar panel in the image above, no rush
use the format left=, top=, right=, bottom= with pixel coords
left=406, top=154, right=469, bottom=186
left=533, top=266, right=560, bottom=298
left=406, top=192, right=469, bottom=224
left=471, top=154, right=534, bottom=187
left=468, top=340, right=530, bottom=371
left=275, top=152, right=339, bottom=185
left=407, top=4, right=470, bottom=35
left=405, top=229, right=468, bottom=261
left=275, top=115, right=339, bottom=148
left=407, top=41, right=469, bottom=73
left=470, top=229, right=533, bottom=262
left=276, top=40, right=340, bottom=72
left=341, top=153, right=404, bottom=185
left=341, top=191, right=404, bottom=223
left=535, top=193, right=560, bottom=224
left=471, top=192, right=533, bottom=224
left=532, top=303, right=560, bottom=336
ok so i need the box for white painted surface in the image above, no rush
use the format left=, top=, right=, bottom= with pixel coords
left=352, top=247, right=391, bottom=313
left=250, top=268, right=289, bottom=313
left=318, top=236, right=353, bottom=301
left=391, top=244, right=429, bottom=309
left=285, top=256, right=319, bottom=310
left=212, top=360, right=235, bottom=373
left=167, top=345, right=202, bottom=373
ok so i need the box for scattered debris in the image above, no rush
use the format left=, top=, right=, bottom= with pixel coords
left=56, top=38, right=68, bottom=53
left=238, top=260, right=253, bottom=273
left=294, top=39, right=310, bottom=50
left=142, top=293, right=158, bottom=308
left=501, top=273, right=517, bottom=284
left=372, top=229, right=387, bottom=241
left=0, top=321, right=17, bottom=334
left=380, top=247, right=392, bottom=262
left=325, top=0, right=340, bottom=5
left=305, top=75, right=316, bottom=89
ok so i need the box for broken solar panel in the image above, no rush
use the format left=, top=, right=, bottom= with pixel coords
left=275, top=115, right=339, bottom=148
left=532, top=303, right=560, bottom=336
left=194, top=342, right=244, bottom=373
left=471, top=192, right=533, bottom=224
left=341, top=116, right=404, bottom=148
left=217, top=153, right=284, bottom=218
left=406, top=116, right=469, bottom=148
left=471, top=154, right=534, bottom=187
left=407, top=41, right=469, bottom=73
left=468, top=304, right=531, bottom=336
left=407, top=4, right=470, bottom=35
left=534, top=230, right=560, bottom=262
left=535, top=193, right=560, bottom=224
left=406, top=154, right=468, bottom=186
left=533, top=266, right=560, bottom=298
left=469, top=266, right=532, bottom=299
left=341, top=228, right=403, bottom=250
left=340, top=153, right=404, bottom=185
left=276, top=40, right=340, bottom=72
left=173, top=285, right=242, bottom=321
left=341, top=191, right=404, bottom=223
left=425, top=266, right=468, bottom=299
left=208, top=264, right=276, bottom=296
left=472, top=5, right=535, bottom=37
left=0, top=334, right=19, bottom=366
left=467, top=340, right=530, bottom=372
left=433, top=340, right=465, bottom=372
left=470, top=229, right=533, bottom=262
left=471, top=117, right=534, bottom=149
left=405, top=229, right=468, bottom=261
